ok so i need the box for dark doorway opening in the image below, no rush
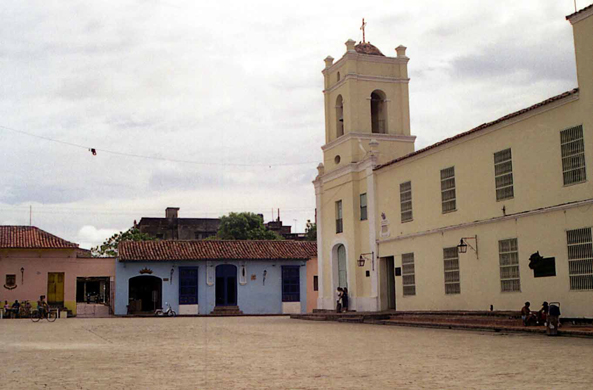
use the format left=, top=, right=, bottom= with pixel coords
left=215, top=265, right=237, bottom=306
left=76, top=277, right=110, bottom=304
left=129, top=276, right=162, bottom=313
left=381, top=256, right=396, bottom=310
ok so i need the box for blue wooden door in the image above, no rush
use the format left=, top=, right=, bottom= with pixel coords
left=215, top=265, right=237, bottom=306
left=179, top=267, right=198, bottom=305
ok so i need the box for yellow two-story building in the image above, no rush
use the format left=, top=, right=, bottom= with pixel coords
left=314, top=5, right=593, bottom=318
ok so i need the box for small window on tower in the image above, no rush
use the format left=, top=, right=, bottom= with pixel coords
left=336, top=95, right=344, bottom=137
left=337, top=72, right=341, bottom=81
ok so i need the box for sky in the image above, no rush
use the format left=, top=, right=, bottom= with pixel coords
left=0, top=0, right=583, bottom=249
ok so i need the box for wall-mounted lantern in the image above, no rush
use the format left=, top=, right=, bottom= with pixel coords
left=359, top=252, right=375, bottom=270
left=457, top=235, right=479, bottom=259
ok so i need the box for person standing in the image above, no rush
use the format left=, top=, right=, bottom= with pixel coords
left=336, top=287, right=343, bottom=313
left=342, top=288, right=349, bottom=312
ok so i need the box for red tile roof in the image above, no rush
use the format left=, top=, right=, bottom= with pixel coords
left=355, top=42, right=385, bottom=56
left=566, top=3, right=593, bottom=20
left=0, top=226, right=79, bottom=249
left=119, top=240, right=317, bottom=261
left=375, top=88, right=579, bottom=171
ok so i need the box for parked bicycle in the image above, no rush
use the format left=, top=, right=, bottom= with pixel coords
left=154, top=302, right=177, bottom=317
left=30, top=308, right=58, bottom=322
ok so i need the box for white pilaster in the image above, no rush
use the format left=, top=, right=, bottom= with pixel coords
left=314, top=173, right=325, bottom=310
left=367, top=140, right=380, bottom=311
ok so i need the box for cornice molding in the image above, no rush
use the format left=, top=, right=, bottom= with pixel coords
left=376, top=92, right=579, bottom=173
left=324, top=74, right=410, bottom=94
left=322, top=132, right=416, bottom=152
left=323, top=52, right=408, bottom=75
left=318, top=158, right=374, bottom=184
left=377, top=198, right=593, bottom=245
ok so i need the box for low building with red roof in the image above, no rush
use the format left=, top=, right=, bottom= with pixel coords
left=115, top=239, right=316, bottom=315
left=0, top=226, right=115, bottom=317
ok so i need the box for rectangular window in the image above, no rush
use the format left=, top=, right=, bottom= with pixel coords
left=561, top=125, right=586, bottom=185
left=313, top=275, right=319, bottom=291
left=494, top=149, right=514, bottom=201
left=282, top=266, right=300, bottom=302
left=360, top=193, right=367, bottom=221
left=400, top=181, right=413, bottom=222
left=402, top=253, right=416, bottom=296
left=5, top=274, right=16, bottom=287
left=566, top=227, right=593, bottom=290
left=499, top=238, right=520, bottom=292
left=179, top=267, right=199, bottom=304
left=440, top=167, right=456, bottom=213
left=443, top=247, right=460, bottom=294
left=335, top=200, right=343, bottom=233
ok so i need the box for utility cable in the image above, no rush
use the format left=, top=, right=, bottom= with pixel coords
left=0, top=124, right=319, bottom=168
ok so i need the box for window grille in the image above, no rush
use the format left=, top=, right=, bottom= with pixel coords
left=282, top=266, right=301, bottom=302
left=360, top=193, right=367, bottom=221
left=494, top=148, right=514, bottom=201
left=566, top=227, right=593, bottom=290
left=5, top=274, right=16, bottom=287
left=400, top=181, right=413, bottom=222
left=561, top=125, right=586, bottom=185
left=443, top=247, right=460, bottom=294
left=499, top=238, right=520, bottom=292
left=440, top=167, right=456, bottom=213
left=179, top=267, right=199, bottom=304
left=335, top=200, right=343, bottom=233
left=402, top=253, right=416, bottom=296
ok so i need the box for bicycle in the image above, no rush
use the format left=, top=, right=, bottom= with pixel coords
left=30, top=308, right=58, bottom=322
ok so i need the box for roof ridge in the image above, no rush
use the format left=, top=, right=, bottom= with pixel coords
left=566, top=3, right=593, bottom=19
left=375, top=88, right=579, bottom=171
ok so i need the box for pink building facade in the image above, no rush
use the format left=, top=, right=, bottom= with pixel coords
left=0, top=226, right=115, bottom=316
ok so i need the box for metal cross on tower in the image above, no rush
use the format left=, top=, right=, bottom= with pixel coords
left=360, top=18, right=367, bottom=43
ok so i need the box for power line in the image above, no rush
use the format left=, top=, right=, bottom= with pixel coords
left=0, top=124, right=319, bottom=168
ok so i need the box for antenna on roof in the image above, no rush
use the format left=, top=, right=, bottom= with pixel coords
left=574, top=0, right=578, bottom=13
left=29, top=205, right=32, bottom=226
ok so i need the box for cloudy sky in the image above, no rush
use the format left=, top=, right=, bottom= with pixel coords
left=0, top=0, right=582, bottom=248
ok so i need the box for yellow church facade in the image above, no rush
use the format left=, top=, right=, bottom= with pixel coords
left=314, top=6, right=593, bottom=318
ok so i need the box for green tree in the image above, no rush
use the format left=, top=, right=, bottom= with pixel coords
left=213, top=212, right=283, bottom=240
left=305, top=219, right=317, bottom=241
left=91, top=227, right=156, bottom=257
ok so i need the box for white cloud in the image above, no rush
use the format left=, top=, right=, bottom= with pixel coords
left=76, top=225, right=121, bottom=250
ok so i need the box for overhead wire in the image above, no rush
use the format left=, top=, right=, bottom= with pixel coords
left=0, top=124, right=320, bottom=168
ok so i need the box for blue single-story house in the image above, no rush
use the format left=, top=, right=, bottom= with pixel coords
left=115, top=240, right=317, bottom=315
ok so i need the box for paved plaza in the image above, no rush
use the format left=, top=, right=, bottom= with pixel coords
left=1, top=316, right=592, bottom=389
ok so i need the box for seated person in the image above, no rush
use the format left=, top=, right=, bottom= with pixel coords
left=3, top=300, right=9, bottom=315
left=537, top=301, right=549, bottom=325
left=521, top=301, right=536, bottom=326
left=11, top=300, right=21, bottom=318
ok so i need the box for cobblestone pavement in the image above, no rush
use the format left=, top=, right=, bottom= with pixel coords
left=1, top=316, right=592, bottom=389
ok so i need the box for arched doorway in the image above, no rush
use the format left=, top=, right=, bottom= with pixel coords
left=215, top=265, right=237, bottom=306
left=129, top=275, right=162, bottom=313
left=371, top=90, right=387, bottom=134
left=337, top=244, right=347, bottom=289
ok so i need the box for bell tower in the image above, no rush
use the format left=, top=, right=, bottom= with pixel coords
left=321, top=39, right=416, bottom=173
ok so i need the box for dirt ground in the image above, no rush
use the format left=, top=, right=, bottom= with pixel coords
left=0, top=316, right=592, bottom=390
